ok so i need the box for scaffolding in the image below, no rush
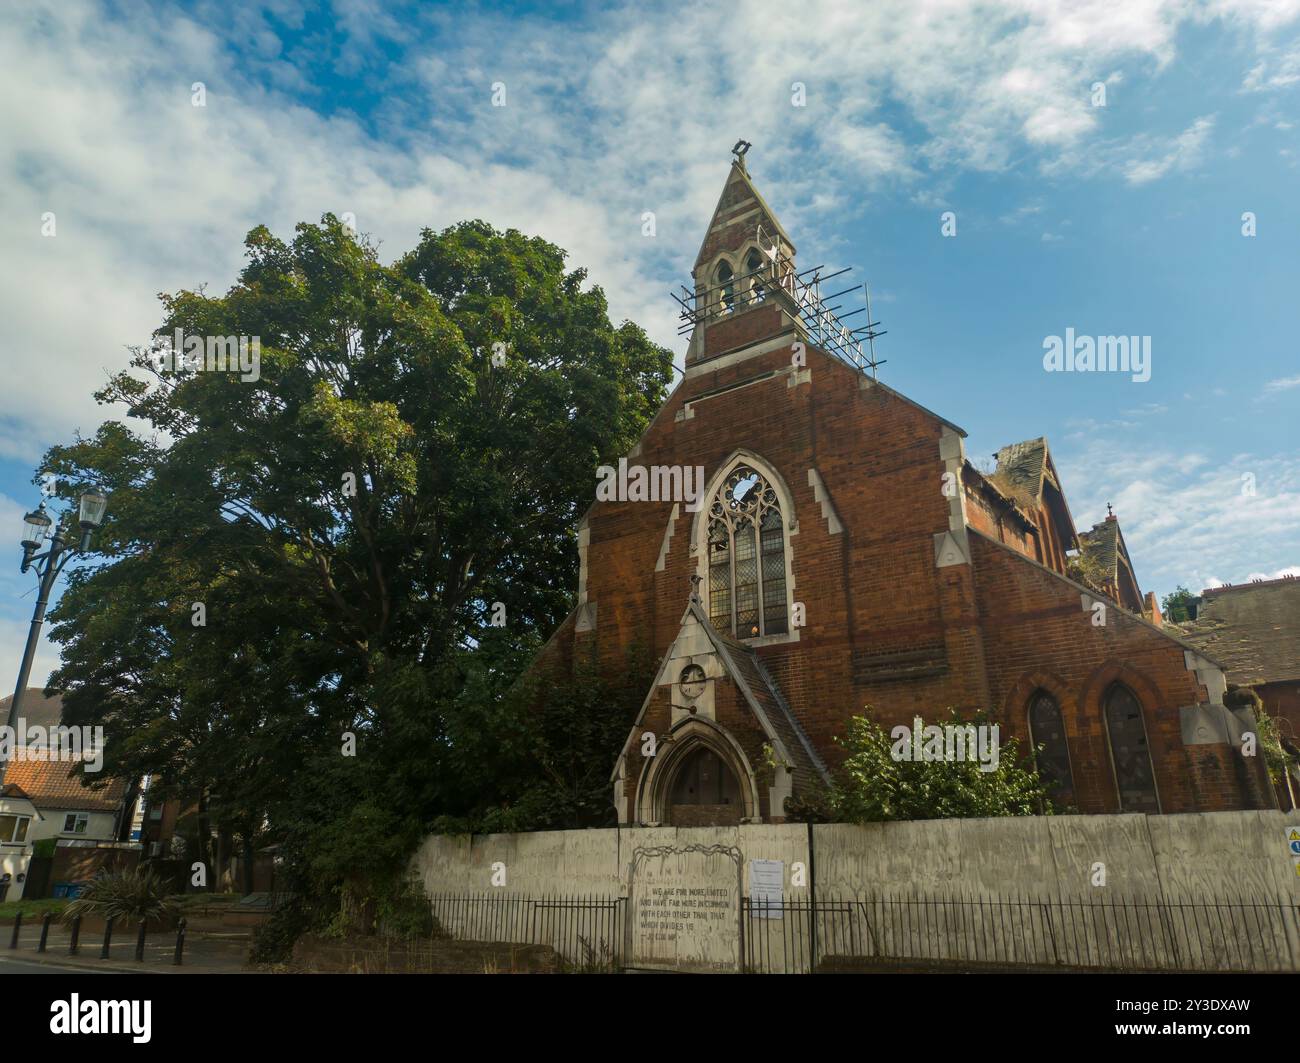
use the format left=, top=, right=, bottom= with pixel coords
left=672, top=223, right=887, bottom=378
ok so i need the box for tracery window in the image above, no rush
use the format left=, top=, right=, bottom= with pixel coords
left=1028, top=691, right=1075, bottom=803
left=1104, top=683, right=1159, bottom=813
left=708, top=465, right=788, bottom=639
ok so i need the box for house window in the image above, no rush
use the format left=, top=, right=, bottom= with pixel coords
left=1027, top=691, right=1074, bottom=803
left=63, top=813, right=89, bottom=834
left=707, top=464, right=788, bottom=639
left=0, top=815, right=30, bottom=844
left=1104, top=683, right=1159, bottom=813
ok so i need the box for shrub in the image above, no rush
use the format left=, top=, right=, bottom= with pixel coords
left=62, top=867, right=179, bottom=924
left=826, top=707, right=1055, bottom=823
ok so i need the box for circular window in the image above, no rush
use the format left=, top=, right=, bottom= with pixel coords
left=679, top=664, right=706, bottom=699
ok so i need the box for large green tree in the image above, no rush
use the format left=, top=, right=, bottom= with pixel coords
left=44, top=216, right=670, bottom=905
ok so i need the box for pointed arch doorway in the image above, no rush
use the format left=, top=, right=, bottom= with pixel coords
left=635, top=720, right=760, bottom=827
left=667, top=745, right=743, bottom=826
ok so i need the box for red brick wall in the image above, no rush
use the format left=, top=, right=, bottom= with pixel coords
left=970, top=533, right=1267, bottom=814
left=573, top=334, right=1260, bottom=818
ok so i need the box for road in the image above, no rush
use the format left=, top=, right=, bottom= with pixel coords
left=0, top=955, right=132, bottom=975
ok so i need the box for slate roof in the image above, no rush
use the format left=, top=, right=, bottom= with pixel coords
left=689, top=601, right=831, bottom=788
left=1078, top=517, right=1121, bottom=579
left=993, top=437, right=1048, bottom=497
left=0, top=688, right=124, bottom=813
left=1177, top=577, right=1300, bottom=685
left=0, top=688, right=66, bottom=739
left=1, top=755, right=126, bottom=812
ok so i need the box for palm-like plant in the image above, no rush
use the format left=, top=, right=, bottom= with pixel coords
left=62, top=867, right=179, bottom=924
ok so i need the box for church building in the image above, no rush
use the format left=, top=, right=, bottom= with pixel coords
left=535, top=150, right=1276, bottom=827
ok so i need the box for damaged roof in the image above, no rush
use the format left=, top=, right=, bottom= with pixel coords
left=993, top=437, right=1049, bottom=497
left=1177, top=577, right=1300, bottom=685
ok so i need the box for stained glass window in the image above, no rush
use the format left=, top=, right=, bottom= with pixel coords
left=706, top=465, right=788, bottom=639
left=1028, top=692, right=1074, bottom=803
left=1104, top=684, right=1159, bottom=813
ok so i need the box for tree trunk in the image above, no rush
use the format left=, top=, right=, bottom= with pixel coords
left=115, top=776, right=142, bottom=842
left=195, top=790, right=213, bottom=892
left=241, top=833, right=256, bottom=895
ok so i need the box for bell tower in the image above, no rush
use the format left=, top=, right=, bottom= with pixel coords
left=676, top=145, right=884, bottom=379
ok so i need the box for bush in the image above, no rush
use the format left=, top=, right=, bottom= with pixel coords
left=62, top=868, right=179, bottom=924
left=826, top=707, right=1056, bottom=823
left=250, top=895, right=313, bottom=964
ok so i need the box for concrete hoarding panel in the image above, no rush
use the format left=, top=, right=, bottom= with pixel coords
left=413, top=812, right=1300, bottom=902
left=413, top=810, right=1300, bottom=966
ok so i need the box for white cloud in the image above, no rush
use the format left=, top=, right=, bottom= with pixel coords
left=1244, top=564, right=1300, bottom=579
left=0, top=0, right=1296, bottom=485
left=1123, top=115, right=1217, bottom=184
left=1242, top=41, right=1300, bottom=89
left=1263, top=373, right=1300, bottom=393
left=1056, top=445, right=1300, bottom=599
left=2, top=0, right=1298, bottom=707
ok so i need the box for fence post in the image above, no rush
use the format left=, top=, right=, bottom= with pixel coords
left=100, top=915, right=115, bottom=959
left=8, top=910, right=20, bottom=949
left=37, top=912, right=51, bottom=953
left=172, top=917, right=186, bottom=966
left=68, top=915, right=81, bottom=955
left=806, top=820, right=818, bottom=975
left=135, top=919, right=147, bottom=962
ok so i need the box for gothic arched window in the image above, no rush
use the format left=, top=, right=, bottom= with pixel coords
left=745, top=248, right=765, bottom=304
left=708, top=465, right=788, bottom=639
left=715, top=260, right=735, bottom=313
left=1028, top=691, right=1074, bottom=803
left=1104, top=683, right=1159, bottom=813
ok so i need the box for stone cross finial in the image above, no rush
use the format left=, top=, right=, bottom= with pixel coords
left=690, top=573, right=703, bottom=602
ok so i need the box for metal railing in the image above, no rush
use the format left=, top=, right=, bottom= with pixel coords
left=428, top=892, right=624, bottom=971
left=742, top=891, right=1300, bottom=974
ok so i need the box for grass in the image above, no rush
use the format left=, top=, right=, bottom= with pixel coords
left=170, top=892, right=240, bottom=909
left=0, top=898, right=68, bottom=920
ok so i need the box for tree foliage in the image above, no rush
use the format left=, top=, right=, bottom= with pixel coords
left=1161, top=585, right=1201, bottom=623
left=42, top=216, right=671, bottom=913
left=825, top=709, right=1055, bottom=823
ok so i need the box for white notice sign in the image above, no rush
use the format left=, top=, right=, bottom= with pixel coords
left=750, top=859, right=784, bottom=919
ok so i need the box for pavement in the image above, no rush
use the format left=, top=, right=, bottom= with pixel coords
left=0, top=918, right=252, bottom=974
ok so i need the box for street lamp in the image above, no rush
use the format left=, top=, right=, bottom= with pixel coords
left=1, top=490, right=109, bottom=789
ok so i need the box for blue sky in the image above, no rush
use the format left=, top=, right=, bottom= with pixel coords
left=1, top=0, right=1298, bottom=693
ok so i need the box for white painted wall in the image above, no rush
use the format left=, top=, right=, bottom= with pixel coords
left=0, top=795, right=120, bottom=901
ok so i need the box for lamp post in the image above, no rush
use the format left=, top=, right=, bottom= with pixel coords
left=0, top=491, right=108, bottom=789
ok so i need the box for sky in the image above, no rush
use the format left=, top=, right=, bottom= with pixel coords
left=0, top=0, right=1297, bottom=694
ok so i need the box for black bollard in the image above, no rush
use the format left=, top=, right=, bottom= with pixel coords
left=37, top=912, right=51, bottom=953
left=100, top=915, right=115, bottom=959
left=8, top=910, right=20, bottom=949
left=135, top=918, right=147, bottom=962
left=68, top=915, right=81, bottom=955
left=172, top=917, right=186, bottom=966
